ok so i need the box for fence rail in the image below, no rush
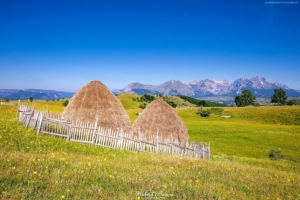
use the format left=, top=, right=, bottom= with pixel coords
left=18, top=103, right=210, bottom=159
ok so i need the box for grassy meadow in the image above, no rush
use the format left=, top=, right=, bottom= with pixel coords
left=1, top=95, right=300, bottom=199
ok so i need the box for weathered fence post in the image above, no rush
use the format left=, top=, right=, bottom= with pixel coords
left=170, top=135, right=173, bottom=155
left=36, top=112, right=44, bottom=135
left=16, top=100, right=20, bottom=119
left=25, top=110, right=34, bottom=129
left=207, top=142, right=210, bottom=160
left=92, top=115, right=98, bottom=145
left=67, top=120, right=73, bottom=142
left=67, top=115, right=74, bottom=142
left=33, top=111, right=40, bottom=130
left=201, top=144, right=205, bottom=159
left=193, top=144, right=196, bottom=158
left=156, top=129, right=159, bottom=152
left=118, top=129, right=123, bottom=149
left=138, top=128, right=141, bottom=152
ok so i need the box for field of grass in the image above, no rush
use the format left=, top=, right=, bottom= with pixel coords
left=1, top=95, right=300, bottom=199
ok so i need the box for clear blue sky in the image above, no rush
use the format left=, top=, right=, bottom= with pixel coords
left=1, top=0, right=299, bottom=92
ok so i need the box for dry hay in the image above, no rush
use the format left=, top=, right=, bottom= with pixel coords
left=132, top=99, right=189, bottom=147
left=62, top=80, right=131, bottom=132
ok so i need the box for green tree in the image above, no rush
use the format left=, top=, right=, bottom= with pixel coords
left=235, top=90, right=256, bottom=107
left=235, top=95, right=244, bottom=107
left=4, top=97, right=10, bottom=102
left=28, top=96, right=33, bottom=102
left=271, top=88, right=287, bottom=105
left=197, top=100, right=209, bottom=107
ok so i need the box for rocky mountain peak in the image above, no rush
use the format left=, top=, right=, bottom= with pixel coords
left=116, top=77, right=300, bottom=99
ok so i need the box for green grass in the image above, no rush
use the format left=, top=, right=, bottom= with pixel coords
left=1, top=95, right=300, bottom=199
left=177, top=107, right=300, bottom=161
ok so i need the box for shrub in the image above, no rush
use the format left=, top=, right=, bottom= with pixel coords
left=268, top=148, right=284, bottom=160
left=62, top=100, right=69, bottom=107
left=198, top=110, right=211, bottom=117
left=139, top=103, right=146, bottom=109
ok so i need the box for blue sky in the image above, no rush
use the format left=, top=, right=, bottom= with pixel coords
left=1, top=0, right=299, bottom=92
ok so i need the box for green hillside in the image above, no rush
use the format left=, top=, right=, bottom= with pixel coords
left=1, top=95, right=300, bottom=199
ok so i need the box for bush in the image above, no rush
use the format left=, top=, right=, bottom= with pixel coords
left=139, top=103, right=147, bottom=109
left=62, top=100, right=69, bottom=107
left=268, top=148, right=284, bottom=160
left=198, top=110, right=211, bottom=117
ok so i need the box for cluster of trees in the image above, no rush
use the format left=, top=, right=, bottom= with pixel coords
left=133, top=94, right=156, bottom=109
left=134, top=94, right=178, bottom=109
left=132, top=94, right=155, bottom=103
left=162, top=96, right=177, bottom=108
left=177, top=95, right=227, bottom=107
left=235, top=88, right=288, bottom=107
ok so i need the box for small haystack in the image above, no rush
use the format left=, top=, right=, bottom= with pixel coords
left=62, top=80, right=131, bottom=132
left=132, top=99, right=189, bottom=147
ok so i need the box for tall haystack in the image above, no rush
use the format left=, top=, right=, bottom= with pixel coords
left=62, top=80, right=131, bottom=132
left=132, top=99, right=189, bottom=147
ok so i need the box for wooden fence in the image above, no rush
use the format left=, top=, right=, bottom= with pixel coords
left=18, top=103, right=210, bottom=159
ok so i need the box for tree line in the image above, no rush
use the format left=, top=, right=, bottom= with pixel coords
left=235, top=88, right=289, bottom=107
left=177, top=95, right=227, bottom=107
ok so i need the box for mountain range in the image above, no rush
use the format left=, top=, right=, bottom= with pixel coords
left=116, top=76, right=300, bottom=99
left=0, top=89, right=74, bottom=100
left=1, top=77, right=299, bottom=103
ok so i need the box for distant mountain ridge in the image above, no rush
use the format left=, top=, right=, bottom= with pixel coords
left=116, top=76, right=300, bottom=98
left=2, top=77, right=299, bottom=101
left=0, top=89, right=74, bottom=100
